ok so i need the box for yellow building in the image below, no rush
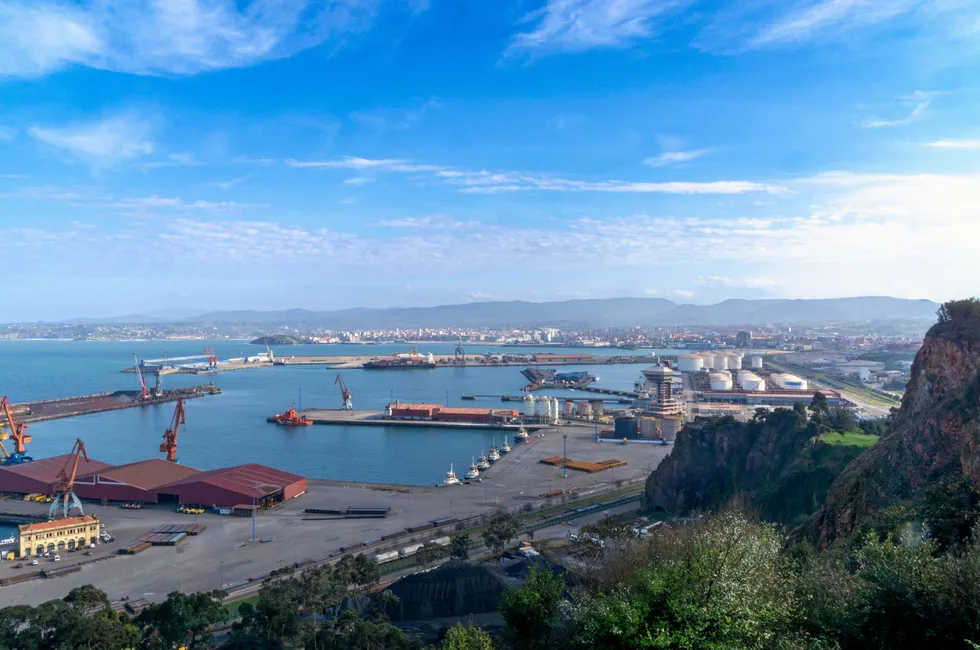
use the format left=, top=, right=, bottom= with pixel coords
left=18, top=515, right=100, bottom=558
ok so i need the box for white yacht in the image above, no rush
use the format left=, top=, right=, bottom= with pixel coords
left=476, top=453, right=490, bottom=471
left=465, top=457, right=480, bottom=480
left=440, top=463, right=461, bottom=486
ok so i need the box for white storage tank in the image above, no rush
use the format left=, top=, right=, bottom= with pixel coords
left=727, top=354, right=743, bottom=370
left=749, top=356, right=763, bottom=369
left=709, top=372, right=733, bottom=391
left=639, top=418, right=658, bottom=437
left=677, top=354, right=703, bottom=372
left=524, top=396, right=537, bottom=417
left=714, top=355, right=729, bottom=370
left=771, top=373, right=808, bottom=390
left=699, top=353, right=715, bottom=369
left=738, top=371, right=766, bottom=392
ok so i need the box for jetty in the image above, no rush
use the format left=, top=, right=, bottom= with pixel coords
left=273, top=409, right=549, bottom=431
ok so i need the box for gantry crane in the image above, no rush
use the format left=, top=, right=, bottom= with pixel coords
left=0, top=396, right=33, bottom=465
left=454, top=336, right=466, bottom=366
left=160, top=398, right=185, bottom=462
left=205, top=347, right=219, bottom=371
left=335, top=375, right=353, bottom=410
left=49, top=438, right=87, bottom=519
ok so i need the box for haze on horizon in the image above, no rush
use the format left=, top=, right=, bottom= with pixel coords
left=0, top=0, right=977, bottom=322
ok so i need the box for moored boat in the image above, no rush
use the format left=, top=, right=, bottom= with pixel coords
left=440, top=463, right=461, bottom=486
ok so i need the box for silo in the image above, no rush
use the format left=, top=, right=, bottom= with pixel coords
left=661, top=417, right=682, bottom=442
left=713, top=355, right=729, bottom=370
left=677, top=354, right=703, bottom=373
left=639, top=418, right=658, bottom=438
left=749, top=356, right=763, bottom=369
left=524, top=395, right=537, bottom=417
left=576, top=401, right=592, bottom=417
left=699, top=353, right=715, bottom=369
left=590, top=400, right=604, bottom=416
left=728, top=353, right=743, bottom=370
left=615, top=417, right=638, bottom=439
left=562, top=400, right=575, bottom=416
left=709, top=372, right=733, bottom=391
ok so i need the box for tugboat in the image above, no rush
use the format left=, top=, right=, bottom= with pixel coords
left=465, top=457, right=480, bottom=480
left=440, top=463, right=461, bottom=486
left=272, top=404, right=313, bottom=426
left=476, top=452, right=491, bottom=471
left=488, top=442, right=500, bottom=462
left=501, top=439, right=512, bottom=454
left=515, top=426, right=530, bottom=444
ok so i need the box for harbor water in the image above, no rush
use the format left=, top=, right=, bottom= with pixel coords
left=0, top=341, right=659, bottom=486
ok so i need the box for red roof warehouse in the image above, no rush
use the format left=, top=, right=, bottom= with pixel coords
left=0, top=454, right=112, bottom=495
left=74, top=459, right=202, bottom=503
left=154, top=464, right=307, bottom=508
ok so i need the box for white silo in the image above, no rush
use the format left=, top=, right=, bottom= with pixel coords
left=713, top=355, right=729, bottom=371
left=677, top=354, right=703, bottom=373
left=524, top=395, right=537, bottom=417
left=709, top=372, right=733, bottom=391
left=749, top=356, right=763, bottom=369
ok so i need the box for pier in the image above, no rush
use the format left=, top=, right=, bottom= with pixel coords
left=13, top=386, right=222, bottom=424
left=462, top=394, right=633, bottom=403
left=273, top=409, right=549, bottom=431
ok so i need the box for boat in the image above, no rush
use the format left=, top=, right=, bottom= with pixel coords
left=488, top=444, right=500, bottom=462
left=464, top=457, right=480, bottom=480
left=501, top=440, right=511, bottom=454
left=515, top=426, right=530, bottom=443
left=272, top=405, right=313, bottom=426
left=0, top=537, right=15, bottom=545
left=364, top=346, right=437, bottom=369
left=476, top=453, right=490, bottom=471
left=440, top=463, right=461, bottom=486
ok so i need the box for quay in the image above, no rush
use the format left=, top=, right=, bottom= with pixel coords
left=275, top=353, right=655, bottom=370
left=462, top=394, right=633, bottom=403
left=13, top=386, right=221, bottom=424
left=274, top=409, right=550, bottom=431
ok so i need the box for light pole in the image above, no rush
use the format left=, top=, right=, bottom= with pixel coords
left=446, top=390, right=450, bottom=406
left=563, top=433, right=567, bottom=479
left=220, top=560, right=224, bottom=589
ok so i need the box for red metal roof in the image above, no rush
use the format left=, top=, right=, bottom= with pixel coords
left=76, top=459, right=201, bottom=491
left=20, top=515, right=96, bottom=534
left=0, top=454, right=112, bottom=484
left=158, top=464, right=305, bottom=499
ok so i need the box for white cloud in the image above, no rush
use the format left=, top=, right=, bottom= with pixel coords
left=644, top=149, right=710, bottom=167
left=750, top=0, right=919, bottom=48
left=926, top=139, right=980, bottom=149
left=209, top=177, right=247, bottom=189
left=342, top=177, right=375, bottom=186
left=28, top=112, right=155, bottom=165
left=506, top=0, right=688, bottom=56
left=374, top=215, right=479, bottom=229
left=0, top=0, right=423, bottom=78
left=285, top=157, right=443, bottom=173
left=863, top=99, right=930, bottom=128
left=695, top=276, right=777, bottom=289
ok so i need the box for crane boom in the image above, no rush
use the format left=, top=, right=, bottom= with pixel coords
left=0, top=396, right=33, bottom=462
left=160, top=398, right=185, bottom=462
left=133, top=353, right=149, bottom=400
left=335, top=374, right=353, bottom=410
left=49, top=438, right=88, bottom=519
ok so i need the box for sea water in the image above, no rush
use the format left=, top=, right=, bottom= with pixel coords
left=0, top=340, right=657, bottom=485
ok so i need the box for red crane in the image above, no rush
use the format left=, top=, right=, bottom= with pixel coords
left=160, top=398, right=185, bottom=462
left=133, top=353, right=149, bottom=401
left=335, top=374, right=353, bottom=410
left=0, top=396, right=33, bottom=464
left=205, top=347, right=218, bottom=370
left=50, top=438, right=88, bottom=519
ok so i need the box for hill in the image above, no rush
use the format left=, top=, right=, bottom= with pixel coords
left=184, top=296, right=938, bottom=329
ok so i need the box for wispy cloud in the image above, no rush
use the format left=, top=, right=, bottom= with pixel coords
left=863, top=99, right=930, bottom=128
left=289, top=156, right=784, bottom=195
left=926, top=139, right=980, bottom=149
left=644, top=149, right=710, bottom=167
left=110, top=196, right=248, bottom=213
left=28, top=112, right=156, bottom=166
left=209, top=177, right=247, bottom=190
left=342, top=177, right=375, bottom=186
left=350, top=99, right=441, bottom=131
left=0, top=0, right=425, bottom=78
left=506, top=0, right=688, bottom=57
left=374, top=215, right=479, bottom=229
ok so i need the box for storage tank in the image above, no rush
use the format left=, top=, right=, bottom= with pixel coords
left=699, top=353, right=715, bottom=369
left=771, top=373, right=808, bottom=390
left=615, top=417, right=638, bottom=439
left=713, top=355, right=729, bottom=370
left=576, top=401, right=592, bottom=417
left=749, top=356, right=763, bottom=369
left=562, top=400, right=575, bottom=416
left=709, top=372, right=733, bottom=391
left=727, top=354, right=743, bottom=370
left=738, top=371, right=766, bottom=392
left=661, top=417, right=682, bottom=442
left=677, top=354, right=703, bottom=373
left=590, top=400, right=604, bottom=416
left=639, top=418, right=658, bottom=437
left=524, top=395, right=537, bottom=417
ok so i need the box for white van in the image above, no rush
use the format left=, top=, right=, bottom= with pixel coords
left=53, top=555, right=61, bottom=562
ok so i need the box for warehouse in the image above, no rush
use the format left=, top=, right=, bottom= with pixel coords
left=74, top=459, right=202, bottom=503
left=0, top=455, right=112, bottom=496
left=155, top=464, right=307, bottom=508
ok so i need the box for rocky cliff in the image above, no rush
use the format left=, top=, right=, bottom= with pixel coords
left=807, top=301, right=980, bottom=546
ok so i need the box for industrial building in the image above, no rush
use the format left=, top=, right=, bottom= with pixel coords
left=18, top=515, right=100, bottom=558
left=0, top=454, right=111, bottom=496
left=641, top=365, right=682, bottom=417
left=698, top=389, right=841, bottom=407
left=388, top=403, right=520, bottom=424
left=154, top=464, right=306, bottom=508
left=73, top=459, right=202, bottom=503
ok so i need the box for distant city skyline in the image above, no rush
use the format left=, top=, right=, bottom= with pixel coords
left=0, top=1, right=977, bottom=321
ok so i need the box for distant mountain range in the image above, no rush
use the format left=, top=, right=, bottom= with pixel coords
left=175, top=296, right=939, bottom=329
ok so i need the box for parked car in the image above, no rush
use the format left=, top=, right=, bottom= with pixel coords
left=12, top=563, right=22, bottom=569
left=30, top=560, right=38, bottom=566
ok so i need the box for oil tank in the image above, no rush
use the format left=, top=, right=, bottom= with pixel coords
left=576, top=401, right=592, bottom=417
left=615, top=417, right=638, bottom=439
left=728, top=354, right=743, bottom=370
left=709, top=372, right=733, bottom=391
left=590, top=400, right=604, bottom=416
left=677, top=354, right=703, bottom=372
left=524, top=396, right=537, bottom=417
left=562, top=400, right=575, bottom=416
left=639, top=417, right=658, bottom=437
left=738, top=371, right=766, bottom=392
left=699, top=353, right=715, bottom=369
left=713, top=355, right=729, bottom=370
left=749, top=356, right=763, bottom=369
left=771, top=373, right=808, bottom=390
left=661, top=417, right=681, bottom=442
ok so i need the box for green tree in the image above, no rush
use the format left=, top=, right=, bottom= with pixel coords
left=138, top=590, right=227, bottom=648
left=451, top=534, right=471, bottom=561
left=829, top=404, right=858, bottom=431
left=499, top=566, right=565, bottom=650
left=306, top=609, right=421, bottom=650
left=809, top=392, right=829, bottom=415
left=482, top=511, right=519, bottom=554
left=233, top=576, right=304, bottom=643
left=438, top=622, right=494, bottom=650
left=416, top=543, right=441, bottom=568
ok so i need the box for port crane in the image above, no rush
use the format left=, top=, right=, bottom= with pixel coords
left=205, top=347, right=219, bottom=371
left=454, top=336, right=466, bottom=366
left=0, top=396, right=33, bottom=465
left=160, top=398, right=185, bottom=462
left=335, top=375, right=353, bottom=410
left=49, top=438, right=88, bottom=519
left=133, top=353, right=150, bottom=400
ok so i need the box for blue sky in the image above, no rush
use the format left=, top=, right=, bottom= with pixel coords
left=0, top=0, right=978, bottom=321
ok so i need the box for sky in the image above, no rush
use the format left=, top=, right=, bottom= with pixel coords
left=0, top=0, right=978, bottom=321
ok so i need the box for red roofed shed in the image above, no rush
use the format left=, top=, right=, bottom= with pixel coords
left=0, top=455, right=112, bottom=495
left=74, top=459, right=202, bottom=503
left=155, top=464, right=306, bottom=508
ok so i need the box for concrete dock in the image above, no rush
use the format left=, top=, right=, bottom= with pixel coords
left=274, top=409, right=549, bottom=431
left=14, top=386, right=221, bottom=424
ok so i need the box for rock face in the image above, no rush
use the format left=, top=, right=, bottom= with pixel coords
left=807, top=310, right=980, bottom=546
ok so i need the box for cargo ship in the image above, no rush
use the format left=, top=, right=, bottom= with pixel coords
left=521, top=368, right=597, bottom=389
left=364, top=347, right=437, bottom=369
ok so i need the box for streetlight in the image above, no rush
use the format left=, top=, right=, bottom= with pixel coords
left=563, top=433, right=567, bottom=479
left=220, top=560, right=224, bottom=589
